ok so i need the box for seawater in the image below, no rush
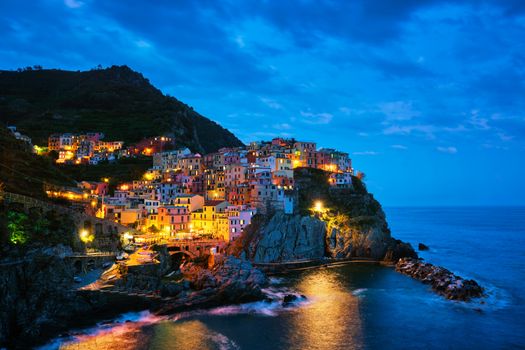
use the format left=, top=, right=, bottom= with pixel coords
left=41, top=207, right=525, bottom=349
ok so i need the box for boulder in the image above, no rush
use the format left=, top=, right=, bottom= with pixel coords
left=418, top=243, right=430, bottom=251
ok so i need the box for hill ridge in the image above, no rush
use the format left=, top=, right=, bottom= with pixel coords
left=0, top=65, right=243, bottom=153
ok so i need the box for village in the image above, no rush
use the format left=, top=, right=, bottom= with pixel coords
left=39, top=132, right=357, bottom=246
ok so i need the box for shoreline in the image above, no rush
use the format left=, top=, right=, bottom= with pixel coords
left=28, top=256, right=483, bottom=349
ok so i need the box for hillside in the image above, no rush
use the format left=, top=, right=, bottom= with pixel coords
left=0, top=126, right=75, bottom=199
left=0, top=66, right=243, bottom=153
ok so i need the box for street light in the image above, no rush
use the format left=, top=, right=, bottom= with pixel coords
left=79, top=229, right=94, bottom=243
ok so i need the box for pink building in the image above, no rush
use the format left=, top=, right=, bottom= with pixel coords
left=158, top=205, right=190, bottom=232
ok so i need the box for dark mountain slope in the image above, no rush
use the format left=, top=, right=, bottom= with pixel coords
left=0, top=66, right=243, bottom=153
left=0, top=126, right=75, bottom=199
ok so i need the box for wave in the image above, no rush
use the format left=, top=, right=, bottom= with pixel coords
left=269, top=276, right=285, bottom=285
left=39, top=285, right=310, bottom=349
left=37, top=311, right=165, bottom=350
left=352, top=288, right=368, bottom=296
left=171, top=287, right=309, bottom=319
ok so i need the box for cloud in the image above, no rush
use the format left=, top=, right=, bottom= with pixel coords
left=339, top=106, right=351, bottom=115
left=0, top=0, right=524, bottom=161
left=380, top=101, right=420, bottom=121
left=64, top=0, right=84, bottom=9
left=353, top=151, right=379, bottom=155
left=391, top=144, right=408, bottom=150
left=300, top=111, right=333, bottom=125
left=135, top=39, right=151, bottom=48
left=497, top=132, right=514, bottom=141
left=382, top=124, right=436, bottom=138
left=234, top=35, right=246, bottom=48
left=468, top=110, right=490, bottom=130
left=260, top=97, right=282, bottom=110
left=272, top=123, right=291, bottom=130
left=436, top=146, right=457, bottom=154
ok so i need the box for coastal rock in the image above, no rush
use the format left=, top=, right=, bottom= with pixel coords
left=182, top=255, right=267, bottom=303
left=229, top=169, right=417, bottom=263
left=246, top=212, right=326, bottom=263
left=395, top=258, right=483, bottom=301
left=418, top=243, right=430, bottom=251
left=0, top=247, right=93, bottom=347
left=156, top=255, right=267, bottom=315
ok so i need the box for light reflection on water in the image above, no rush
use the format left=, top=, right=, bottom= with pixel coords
left=46, top=266, right=368, bottom=350
left=42, top=208, right=525, bottom=349
left=54, top=318, right=241, bottom=350
left=287, top=268, right=363, bottom=350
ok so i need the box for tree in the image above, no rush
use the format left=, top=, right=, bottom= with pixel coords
left=7, top=211, right=30, bottom=244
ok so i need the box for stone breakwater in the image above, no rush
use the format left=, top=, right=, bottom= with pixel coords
left=396, top=258, right=484, bottom=301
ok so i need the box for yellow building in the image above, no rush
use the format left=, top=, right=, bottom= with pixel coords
left=191, top=200, right=229, bottom=236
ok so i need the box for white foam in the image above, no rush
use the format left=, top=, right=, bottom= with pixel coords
left=37, top=310, right=165, bottom=349
left=269, top=277, right=285, bottom=285
left=352, top=288, right=368, bottom=296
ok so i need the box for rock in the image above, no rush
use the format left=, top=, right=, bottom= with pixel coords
left=181, top=255, right=267, bottom=303
left=228, top=175, right=418, bottom=263
left=0, top=246, right=95, bottom=348
left=283, top=294, right=298, bottom=303
left=160, top=282, right=184, bottom=297
left=282, top=294, right=299, bottom=307
left=247, top=212, right=326, bottom=263
left=395, top=258, right=483, bottom=301
left=156, top=255, right=268, bottom=315
left=418, top=243, right=429, bottom=251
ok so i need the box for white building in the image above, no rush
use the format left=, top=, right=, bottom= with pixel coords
left=227, top=205, right=257, bottom=241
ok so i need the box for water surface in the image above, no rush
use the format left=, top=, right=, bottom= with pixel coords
left=43, top=207, right=525, bottom=349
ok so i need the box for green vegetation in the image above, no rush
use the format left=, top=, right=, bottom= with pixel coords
left=0, top=65, right=243, bottom=153
left=294, top=167, right=380, bottom=218
left=1, top=207, right=75, bottom=247
left=7, top=211, right=29, bottom=244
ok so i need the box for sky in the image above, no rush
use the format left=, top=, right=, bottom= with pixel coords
left=1, top=0, right=524, bottom=206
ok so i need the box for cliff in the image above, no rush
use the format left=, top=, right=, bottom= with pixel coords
left=0, top=66, right=244, bottom=153
left=230, top=168, right=416, bottom=263
left=238, top=212, right=326, bottom=263
left=0, top=246, right=88, bottom=348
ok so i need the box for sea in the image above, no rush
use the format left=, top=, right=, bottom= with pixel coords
left=40, top=207, right=525, bottom=350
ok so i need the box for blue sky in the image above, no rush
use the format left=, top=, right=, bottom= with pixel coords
left=1, top=0, right=524, bottom=206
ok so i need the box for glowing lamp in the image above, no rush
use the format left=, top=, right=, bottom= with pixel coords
left=79, top=229, right=94, bottom=243
left=314, top=201, right=323, bottom=212
left=123, top=232, right=134, bottom=240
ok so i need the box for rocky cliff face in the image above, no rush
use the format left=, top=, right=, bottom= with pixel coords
left=0, top=246, right=91, bottom=348
left=247, top=212, right=326, bottom=263
left=230, top=168, right=416, bottom=263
